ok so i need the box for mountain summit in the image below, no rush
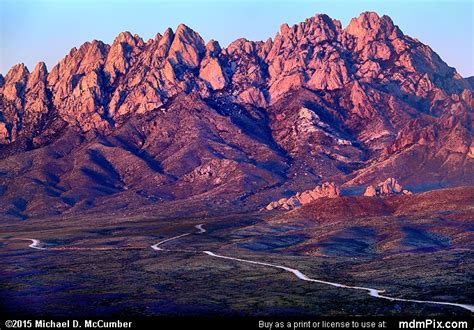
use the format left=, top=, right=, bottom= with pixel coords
left=0, top=12, right=472, bottom=219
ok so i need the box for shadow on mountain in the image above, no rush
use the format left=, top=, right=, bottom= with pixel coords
left=79, top=149, right=124, bottom=194
left=316, top=226, right=378, bottom=257
left=114, top=135, right=165, bottom=173
left=401, top=226, right=450, bottom=252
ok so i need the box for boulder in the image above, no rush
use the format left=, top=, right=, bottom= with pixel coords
left=364, top=178, right=412, bottom=197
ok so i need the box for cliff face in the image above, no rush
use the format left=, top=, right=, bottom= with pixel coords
left=0, top=12, right=473, bottom=219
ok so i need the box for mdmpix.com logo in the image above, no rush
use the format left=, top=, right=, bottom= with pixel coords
left=399, top=319, right=469, bottom=329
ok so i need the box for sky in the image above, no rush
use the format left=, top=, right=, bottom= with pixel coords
left=0, top=0, right=473, bottom=77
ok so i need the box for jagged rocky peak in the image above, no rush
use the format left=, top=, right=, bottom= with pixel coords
left=363, top=178, right=412, bottom=197
left=70, top=40, right=109, bottom=70
left=0, top=12, right=473, bottom=219
left=2, top=63, right=29, bottom=101
left=155, top=27, right=175, bottom=57
left=25, top=61, right=50, bottom=109
left=279, top=13, right=342, bottom=44
left=161, top=27, right=175, bottom=42
left=343, top=11, right=405, bottom=66
left=105, top=31, right=143, bottom=83
left=168, top=23, right=206, bottom=68
left=114, top=31, right=142, bottom=46
left=226, top=38, right=257, bottom=56
left=47, top=39, right=108, bottom=90
left=199, top=40, right=226, bottom=90
left=27, top=62, right=48, bottom=88
left=345, top=11, right=401, bottom=41
left=0, top=60, right=52, bottom=144
left=265, top=182, right=340, bottom=211
left=4, top=62, right=29, bottom=81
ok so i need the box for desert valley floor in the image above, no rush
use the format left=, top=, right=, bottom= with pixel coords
left=1, top=190, right=473, bottom=317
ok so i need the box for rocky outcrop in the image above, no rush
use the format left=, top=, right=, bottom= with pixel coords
left=0, top=61, right=55, bottom=145
left=104, top=31, right=143, bottom=85
left=237, top=86, right=267, bottom=107
left=2, top=11, right=469, bottom=136
left=168, top=24, right=205, bottom=68
left=199, top=57, right=227, bottom=90
left=0, top=122, right=9, bottom=142
left=363, top=178, right=412, bottom=197
left=265, top=182, right=340, bottom=210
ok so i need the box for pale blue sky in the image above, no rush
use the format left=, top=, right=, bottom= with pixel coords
left=1, top=0, right=473, bottom=76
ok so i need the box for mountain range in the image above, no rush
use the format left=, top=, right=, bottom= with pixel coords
left=0, top=11, right=473, bottom=220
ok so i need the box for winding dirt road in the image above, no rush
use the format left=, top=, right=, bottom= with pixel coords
left=16, top=238, right=145, bottom=251
left=9, top=224, right=474, bottom=313
left=150, top=224, right=474, bottom=313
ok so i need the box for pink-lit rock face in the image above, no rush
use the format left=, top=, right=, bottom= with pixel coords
left=104, top=32, right=143, bottom=85
left=168, top=24, right=206, bottom=69
left=0, top=11, right=472, bottom=218
left=0, top=122, right=9, bottom=143
left=237, top=86, right=267, bottom=107
left=199, top=58, right=227, bottom=90
left=266, top=182, right=340, bottom=210
left=363, top=178, right=412, bottom=197
left=2, top=11, right=470, bottom=140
